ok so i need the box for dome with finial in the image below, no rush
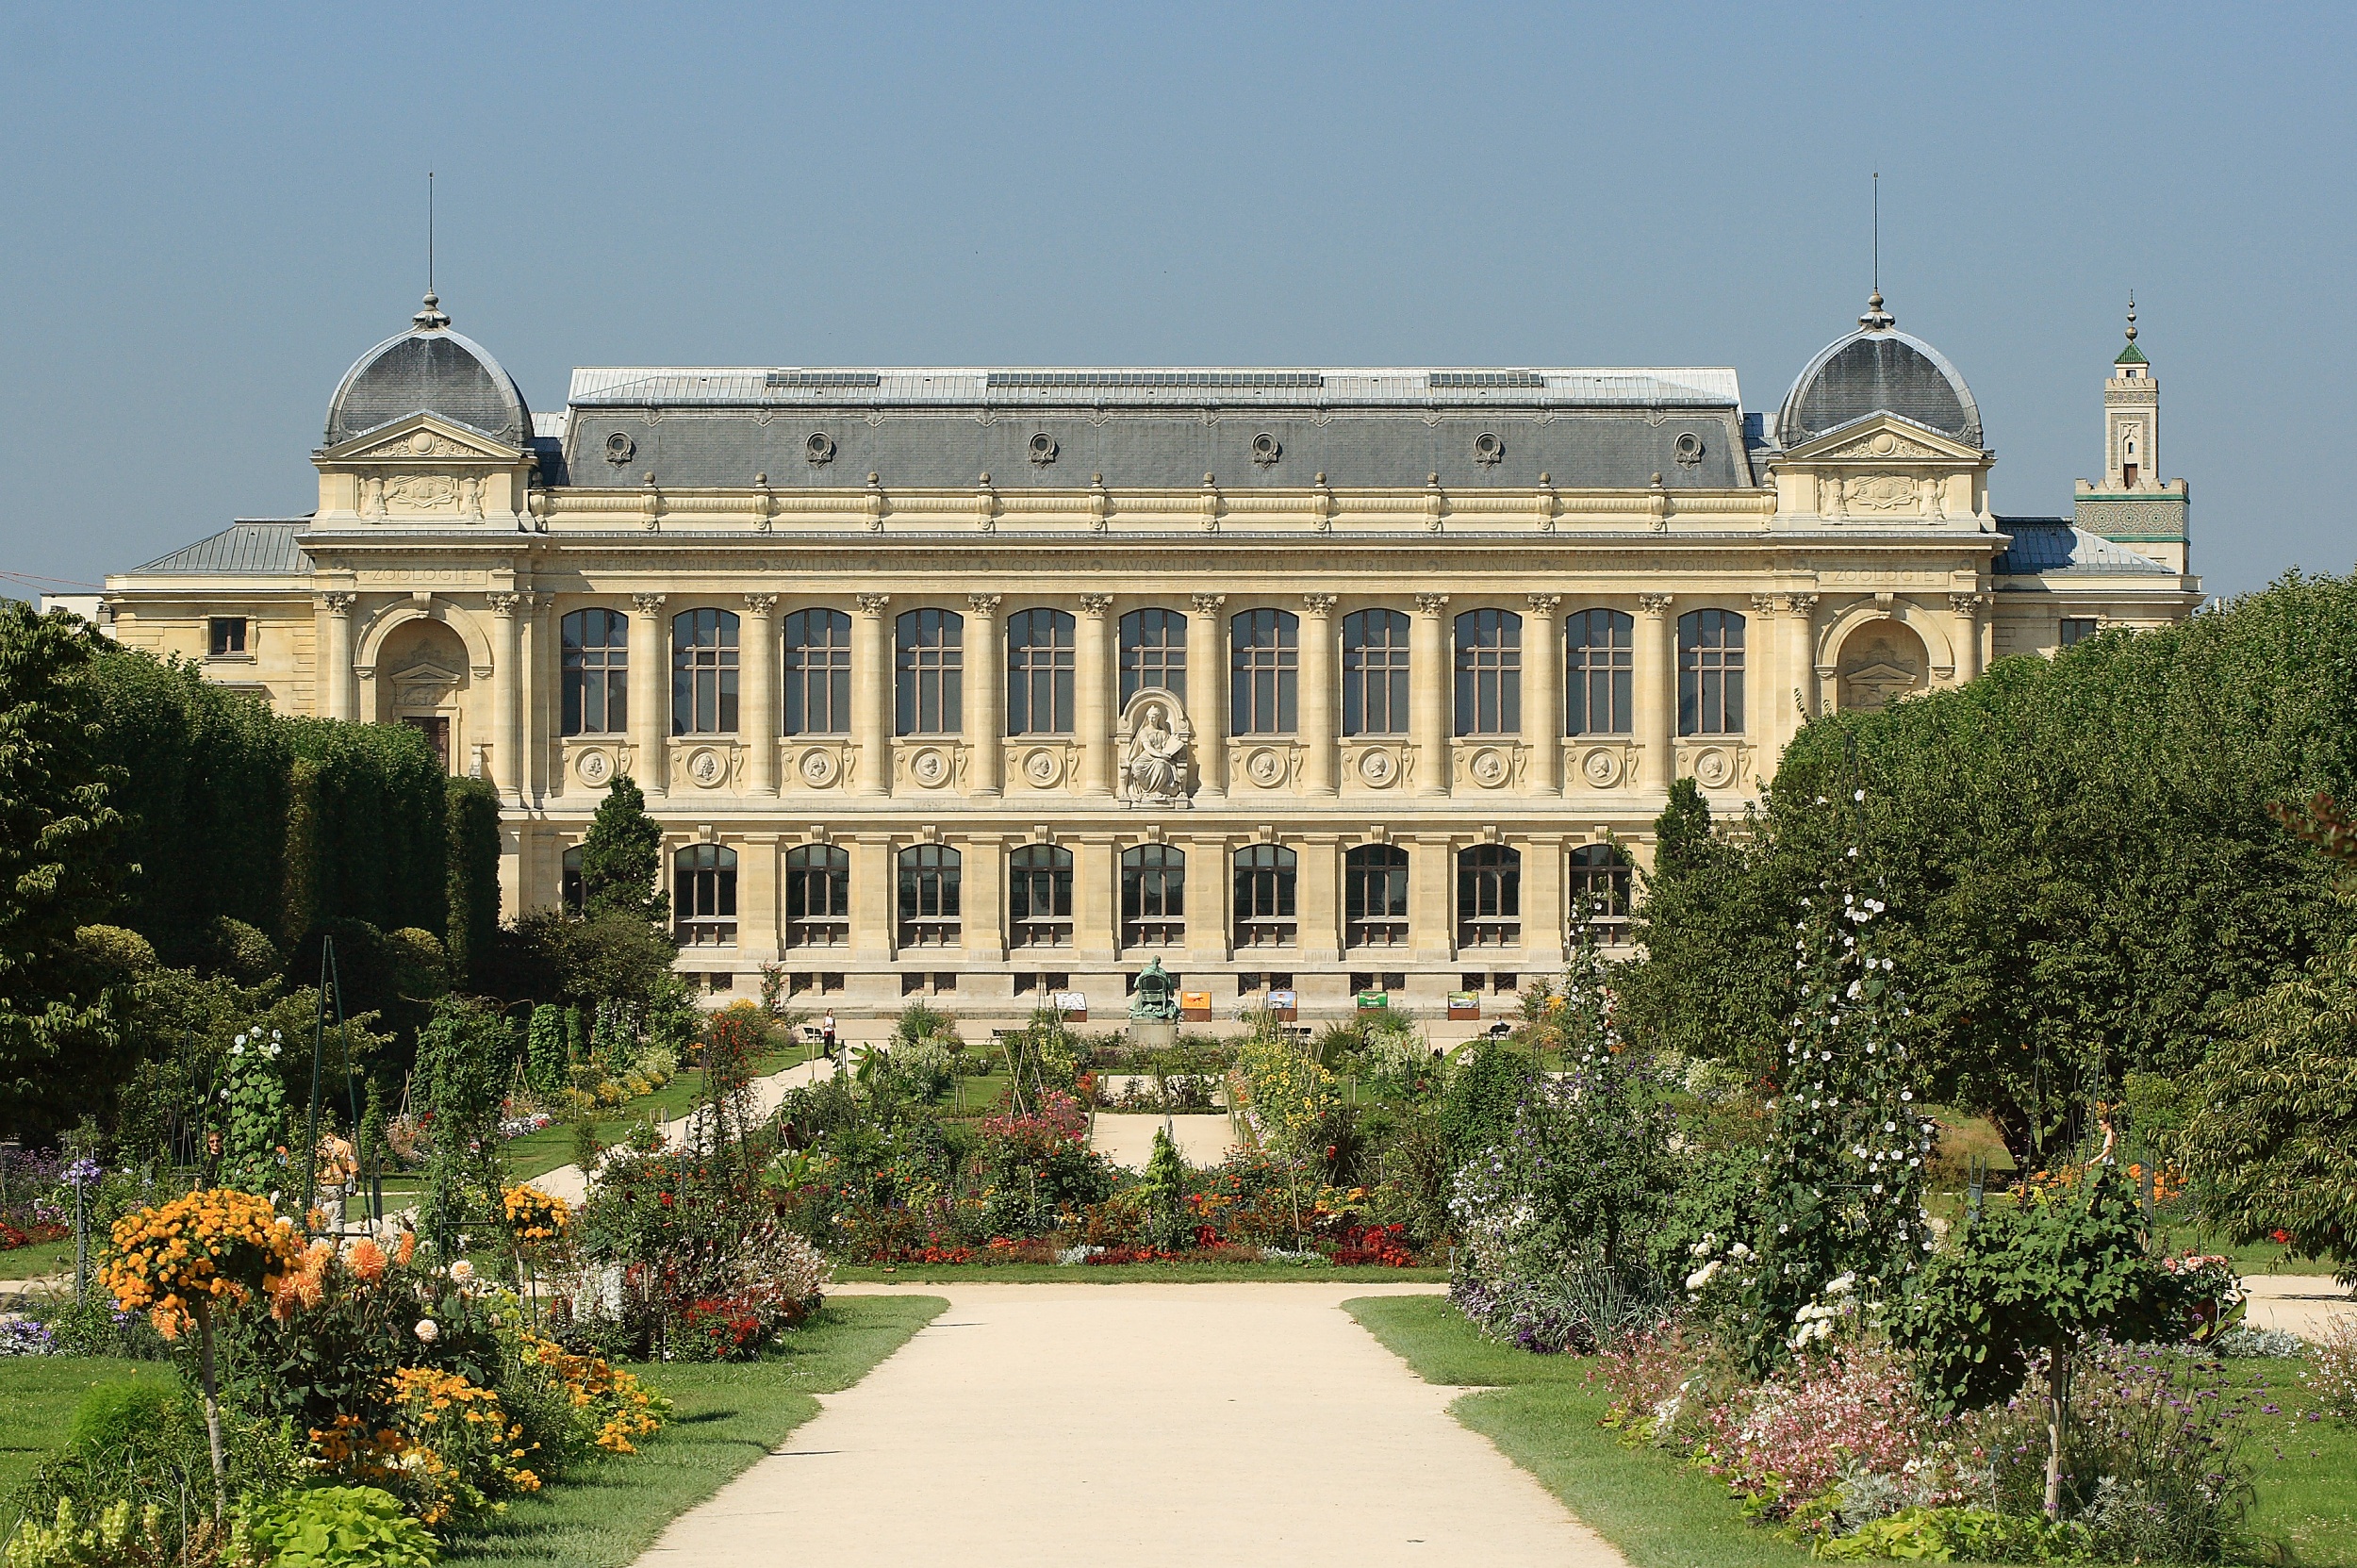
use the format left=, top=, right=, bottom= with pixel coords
left=322, top=292, right=532, bottom=449
left=2115, top=294, right=2148, bottom=367
left=1776, top=291, right=1984, bottom=450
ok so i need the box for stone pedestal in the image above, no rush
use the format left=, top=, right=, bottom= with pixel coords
left=1128, top=1021, right=1179, bottom=1049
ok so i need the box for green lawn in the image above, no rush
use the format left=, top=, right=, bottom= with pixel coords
left=0, top=1356, right=166, bottom=1498
left=1346, top=1295, right=1809, bottom=1568
left=0, top=1238, right=74, bottom=1283
left=840, top=1262, right=1446, bottom=1284
left=1345, top=1297, right=2357, bottom=1568
left=448, top=1294, right=942, bottom=1567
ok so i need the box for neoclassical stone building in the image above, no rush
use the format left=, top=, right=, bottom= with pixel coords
left=103, top=291, right=2199, bottom=1016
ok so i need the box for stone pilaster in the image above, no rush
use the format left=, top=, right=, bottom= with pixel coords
left=318, top=591, right=357, bottom=720
left=1300, top=594, right=1339, bottom=798
left=966, top=594, right=1004, bottom=797
left=1078, top=595, right=1114, bottom=798
left=1637, top=594, right=1675, bottom=790
left=628, top=592, right=668, bottom=796
left=854, top=594, right=891, bottom=797
left=1187, top=595, right=1228, bottom=801
left=1412, top=593, right=1450, bottom=798
left=742, top=593, right=780, bottom=796
left=1523, top=593, right=1561, bottom=796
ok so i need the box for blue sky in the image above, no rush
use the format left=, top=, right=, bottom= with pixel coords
left=1, top=2, right=2348, bottom=600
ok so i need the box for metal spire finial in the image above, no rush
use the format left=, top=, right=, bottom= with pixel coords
left=1858, top=173, right=1894, bottom=330
left=412, top=173, right=450, bottom=330
left=2124, top=289, right=2137, bottom=343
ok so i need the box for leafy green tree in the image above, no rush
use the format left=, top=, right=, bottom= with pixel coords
left=444, top=776, right=502, bottom=986
left=1893, top=1167, right=2193, bottom=1517
left=579, top=776, right=667, bottom=925
left=0, top=604, right=126, bottom=1135
left=1138, top=1125, right=1191, bottom=1251
left=415, top=997, right=515, bottom=1259
left=1437, top=1039, right=1534, bottom=1164
left=526, top=1002, right=568, bottom=1096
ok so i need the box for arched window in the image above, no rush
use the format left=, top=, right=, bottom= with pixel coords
left=1343, top=843, right=1409, bottom=949
left=786, top=843, right=849, bottom=949
left=1009, top=843, right=1074, bottom=949
left=1565, top=608, right=1634, bottom=735
left=1006, top=608, right=1077, bottom=735
left=1453, top=608, right=1523, bottom=735
left=1341, top=609, right=1410, bottom=736
left=1569, top=843, right=1633, bottom=936
left=1119, top=608, right=1188, bottom=707
left=1120, top=844, right=1185, bottom=949
left=1230, top=608, right=1298, bottom=735
left=1232, top=844, right=1297, bottom=949
left=897, top=844, right=962, bottom=948
left=1457, top=843, right=1520, bottom=949
left=783, top=608, right=852, bottom=736
left=561, top=845, right=585, bottom=914
left=895, top=608, right=964, bottom=735
left=1677, top=609, right=1745, bottom=735
left=673, top=844, right=738, bottom=947
left=561, top=608, right=628, bottom=736
left=671, top=608, right=740, bottom=734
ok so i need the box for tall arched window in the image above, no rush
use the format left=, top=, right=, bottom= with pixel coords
left=1343, top=843, right=1409, bottom=949
left=783, top=608, right=852, bottom=735
left=1119, top=608, right=1188, bottom=707
left=1677, top=609, right=1746, bottom=735
left=1006, top=608, right=1077, bottom=735
left=897, top=844, right=962, bottom=948
left=1453, top=609, right=1523, bottom=735
left=1569, top=842, right=1633, bottom=936
left=561, top=845, right=586, bottom=914
left=673, top=844, right=738, bottom=946
left=1457, top=844, right=1521, bottom=948
left=561, top=608, right=628, bottom=736
left=1565, top=608, right=1634, bottom=735
left=1120, top=844, right=1185, bottom=948
left=895, top=608, right=964, bottom=735
left=785, top=843, right=849, bottom=948
left=1232, top=844, right=1297, bottom=948
left=1230, top=608, right=1299, bottom=734
left=671, top=608, right=740, bottom=734
left=1009, top=844, right=1074, bottom=949
left=1341, top=609, right=1410, bottom=736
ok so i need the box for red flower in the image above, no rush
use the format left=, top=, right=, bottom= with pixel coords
left=2271, top=1229, right=2293, bottom=1245
left=659, top=1192, right=675, bottom=1207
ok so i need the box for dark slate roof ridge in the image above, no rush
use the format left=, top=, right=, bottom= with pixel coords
left=127, top=521, right=307, bottom=577
left=1990, top=520, right=2172, bottom=577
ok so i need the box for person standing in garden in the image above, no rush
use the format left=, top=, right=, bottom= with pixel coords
left=821, top=1011, right=837, bottom=1061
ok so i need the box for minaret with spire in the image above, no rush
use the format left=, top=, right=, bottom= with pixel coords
left=2074, top=294, right=2189, bottom=573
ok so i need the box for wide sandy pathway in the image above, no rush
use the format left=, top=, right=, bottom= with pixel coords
left=635, top=1282, right=1626, bottom=1568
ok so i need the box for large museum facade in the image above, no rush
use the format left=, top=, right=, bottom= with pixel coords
left=100, top=290, right=2200, bottom=1017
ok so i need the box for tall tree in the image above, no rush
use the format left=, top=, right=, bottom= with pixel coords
left=444, top=775, right=502, bottom=985
left=579, top=775, right=666, bottom=925
left=0, top=604, right=126, bottom=1133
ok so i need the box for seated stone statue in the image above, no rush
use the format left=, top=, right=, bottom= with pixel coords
left=1128, top=956, right=1179, bottom=1022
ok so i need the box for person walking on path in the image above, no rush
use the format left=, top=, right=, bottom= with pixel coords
left=821, top=1011, right=838, bottom=1061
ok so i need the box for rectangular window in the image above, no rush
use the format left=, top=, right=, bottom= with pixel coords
left=895, top=608, right=964, bottom=735
left=207, top=617, right=248, bottom=657
left=1119, top=607, right=1188, bottom=707
left=783, top=608, right=853, bottom=735
left=1231, top=845, right=1297, bottom=949
left=562, top=608, right=629, bottom=735
left=1452, top=609, right=1523, bottom=735
left=1229, top=609, right=1299, bottom=735
left=897, top=845, right=963, bottom=949
left=1565, top=608, right=1634, bottom=735
left=1676, top=609, right=1746, bottom=736
left=1341, top=609, right=1411, bottom=736
left=671, top=608, right=741, bottom=735
left=2059, top=617, right=2100, bottom=648
left=1006, top=608, right=1077, bottom=735
left=1120, top=845, right=1186, bottom=949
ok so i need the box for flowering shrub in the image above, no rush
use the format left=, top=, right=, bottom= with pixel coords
left=502, top=1183, right=572, bottom=1246
left=1230, top=1024, right=1340, bottom=1158
left=518, top=1331, right=668, bottom=1454
left=2309, top=1317, right=2357, bottom=1427
left=220, top=1028, right=291, bottom=1193
left=976, top=1092, right=1114, bottom=1236
left=102, top=1188, right=305, bottom=1341
left=1694, top=1345, right=1954, bottom=1522
left=0, top=1317, right=57, bottom=1355
left=313, top=1366, right=541, bottom=1527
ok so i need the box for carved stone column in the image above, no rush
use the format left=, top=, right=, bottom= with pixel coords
left=1749, top=593, right=1782, bottom=741
left=1523, top=594, right=1562, bottom=796
left=1187, top=595, right=1228, bottom=801
left=628, top=593, right=668, bottom=796
left=1298, top=832, right=1341, bottom=965
left=853, top=593, right=890, bottom=797
left=489, top=592, right=529, bottom=803
left=1785, top=593, right=1821, bottom=719
left=319, top=591, right=357, bottom=720
left=1412, top=593, right=1451, bottom=798
left=966, top=594, right=1004, bottom=797
left=1300, top=594, right=1339, bottom=798
left=1948, top=592, right=1986, bottom=684
left=1078, top=595, right=1115, bottom=798
left=1637, top=594, right=1675, bottom=792
left=742, top=593, right=780, bottom=796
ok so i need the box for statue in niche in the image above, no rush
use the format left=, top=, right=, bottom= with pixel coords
left=1122, top=698, right=1193, bottom=806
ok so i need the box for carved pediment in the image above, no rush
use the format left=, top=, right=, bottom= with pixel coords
left=319, top=411, right=524, bottom=466
left=1776, top=412, right=1986, bottom=467
left=390, top=656, right=464, bottom=709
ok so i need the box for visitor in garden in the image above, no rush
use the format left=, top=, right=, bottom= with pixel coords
left=821, top=1011, right=838, bottom=1060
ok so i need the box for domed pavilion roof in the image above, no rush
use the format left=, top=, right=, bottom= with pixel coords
left=1777, top=293, right=1983, bottom=451
left=323, top=292, right=531, bottom=449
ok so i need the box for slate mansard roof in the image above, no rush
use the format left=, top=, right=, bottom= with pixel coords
left=557, top=366, right=1756, bottom=492
left=1777, top=320, right=1983, bottom=450
left=128, top=522, right=306, bottom=577
left=1990, top=520, right=2173, bottom=578
left=323, top=296, right=533, bottom=450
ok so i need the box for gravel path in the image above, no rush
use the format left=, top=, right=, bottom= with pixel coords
left=634, top=1281, right=1626, bottom=1568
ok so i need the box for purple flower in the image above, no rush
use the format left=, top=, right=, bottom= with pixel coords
left=61, top=1157, right=102, bottom=1189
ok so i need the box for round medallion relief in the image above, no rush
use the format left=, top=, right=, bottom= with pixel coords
left=1693, top=747, right=1734, bottom=788
left=407, top=430, right=436, bottom=455
left=799, top=749, right=838, bottom=787
left=1244, top=747, right=1287, bottom=787
left=1358, top=748, right=1396, bottom=786
left=1468, top=747, right=1509, bottom=787
left=909, top=747, right=951, bottom=787
left=575, top=748, right=611, bottom=786
left=1022, top=747, right=1063, bottom=787
left=1581, top=748, right=1621, bottom=787
left=686, top=747, right=728, bottom=788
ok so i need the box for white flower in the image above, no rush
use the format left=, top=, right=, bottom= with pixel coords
left=414, top=1319, right=439, bottom=1344
left=1686, top=1260, right=1723, bottom=1291
left=1825, top=1272, right=1856, bottom=1296
left=1854, top=789, right=1866, bottom=802
left=450, top=1261, right=476, bottom=1285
